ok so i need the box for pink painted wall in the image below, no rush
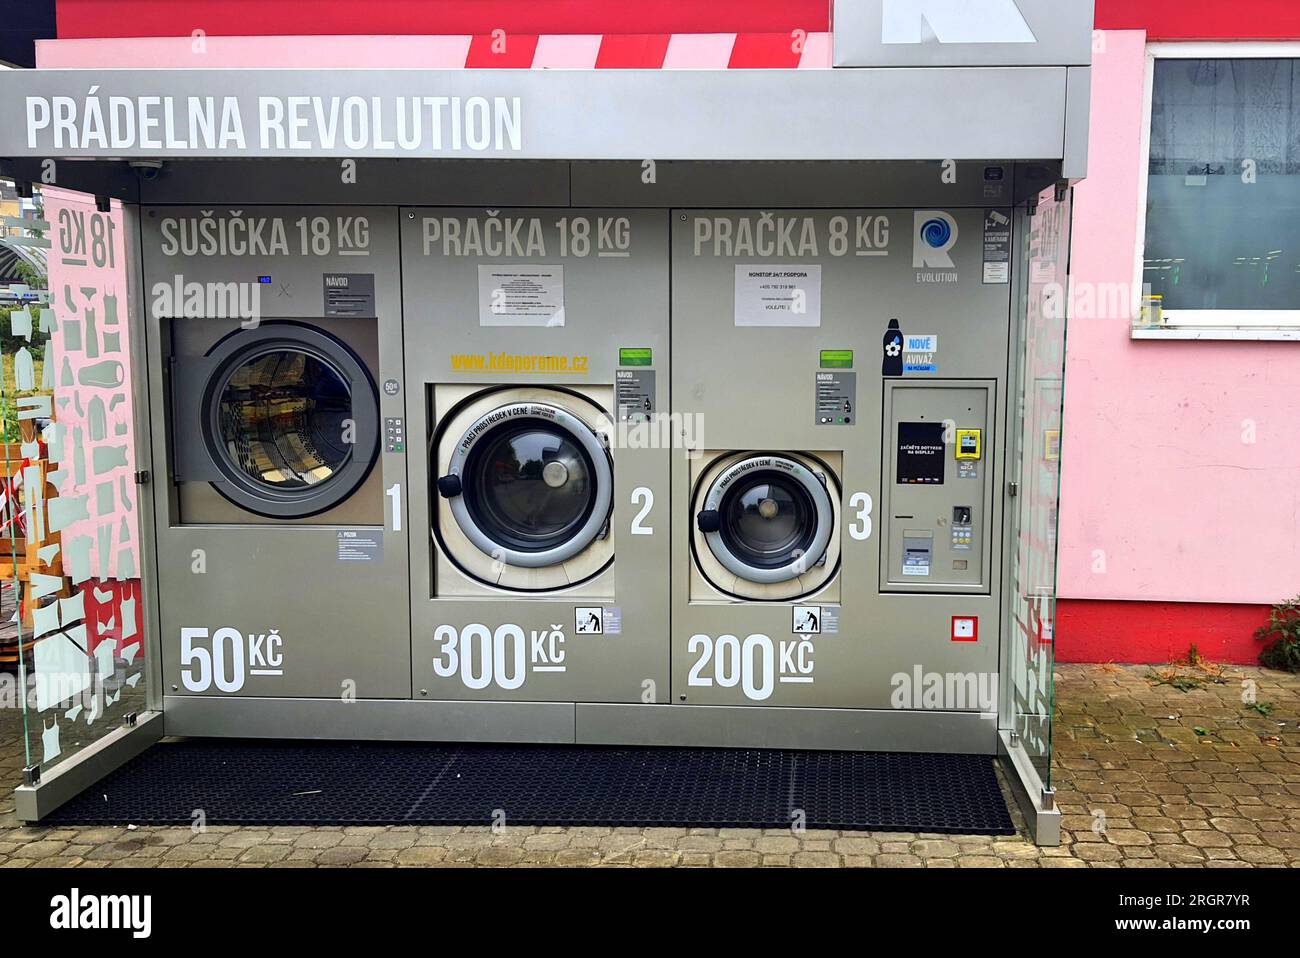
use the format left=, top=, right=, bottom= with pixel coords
left=1058, top=30, right=1300, bottom=606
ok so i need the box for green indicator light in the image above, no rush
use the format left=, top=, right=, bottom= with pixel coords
left=820, top=349, right=854, bottom=369
left=620, top=347, right=653, bottom=366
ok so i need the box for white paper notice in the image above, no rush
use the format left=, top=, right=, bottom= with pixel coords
left=478, top=265, right=566, bottom=327
left=734, top=265, right=822, bottom=327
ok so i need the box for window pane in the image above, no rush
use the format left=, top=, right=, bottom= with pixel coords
left=1145, top=59, right=1300, bottom=312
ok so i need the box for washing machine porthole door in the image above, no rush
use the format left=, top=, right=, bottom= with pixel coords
left=439, top=403, right=612, bottom=569
left=200, top=323, right=379, bottom=518
left=699, top=456, right=834, bottom=585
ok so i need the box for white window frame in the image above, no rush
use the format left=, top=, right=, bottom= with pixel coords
left=1134, top=41, right=1300, bottom=341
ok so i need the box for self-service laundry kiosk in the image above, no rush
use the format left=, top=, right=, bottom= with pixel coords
left=3, top=0, right=1091, bottom=843
left=669, top=209, right=1007, bottom=718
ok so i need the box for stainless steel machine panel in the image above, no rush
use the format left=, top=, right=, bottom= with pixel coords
left=401, top=209, right=671, bottom=704
left=670, top=207, right=1013, bottom=714
left=142, top=206, right=411, bottom=699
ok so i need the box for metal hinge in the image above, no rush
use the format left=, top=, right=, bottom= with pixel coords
left=1008, top=481, right=1020, bottom=497
left=23, top=764, right=40, bottom=786
left=124, top=711, right=138, bottom=728
left=134, top=470, right=150, bottom=485
left=1041, top=787, right=1057, bottom=812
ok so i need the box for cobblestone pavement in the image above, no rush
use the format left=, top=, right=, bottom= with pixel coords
left=1, top=663, right=1297, bottom=867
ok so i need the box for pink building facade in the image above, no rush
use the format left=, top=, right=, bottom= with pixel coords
left=1058, top=4, right=1300, bottom=663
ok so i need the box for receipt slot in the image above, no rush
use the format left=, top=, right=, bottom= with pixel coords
left=881, top=381, right=995, bottom=593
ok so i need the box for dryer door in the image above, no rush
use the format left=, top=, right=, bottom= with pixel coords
left=176, top=323, right=379, bottom=519
left=697, top=455, right=835, bottom=585
left=439, top=402, right=613, bottom=569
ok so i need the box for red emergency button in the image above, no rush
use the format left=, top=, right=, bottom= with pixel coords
left=951, top=616, right=978, bottom=642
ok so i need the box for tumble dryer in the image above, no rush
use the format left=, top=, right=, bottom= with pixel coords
left=402, top=208, right=671, bottom=705
left=143, top=206, right=410, bottom=701
left=168, top=317, right=380, bottom=523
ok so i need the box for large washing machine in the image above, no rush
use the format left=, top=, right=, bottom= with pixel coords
left=401, top=209, right=671, bottom=704
left=669, top=208, right=1009, bottom=743
left=143, top=206, right=410, bottom=700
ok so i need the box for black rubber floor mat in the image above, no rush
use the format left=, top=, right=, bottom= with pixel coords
left=45, top=741, right=1015, bottom=834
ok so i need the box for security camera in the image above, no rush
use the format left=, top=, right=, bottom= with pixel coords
left=128, top=159, right=164, bottom=181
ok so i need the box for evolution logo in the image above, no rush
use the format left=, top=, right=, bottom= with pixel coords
left=883, top=0, right=1036, bottom=45
left=912, top=211, right=959, bottom=270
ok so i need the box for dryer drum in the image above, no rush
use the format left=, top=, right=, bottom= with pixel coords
left=197, top=323, right=380, bottom=519
left=441, top=403, right=613, bottom=569
left=701, top=456, right=834, bottom=585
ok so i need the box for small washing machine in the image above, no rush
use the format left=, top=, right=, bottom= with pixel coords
left=144, top=206, right=411, bottom=701
left=401, top=207, right=671, bottom=707
left=690, top=451, right=841, bottom=602
left=669, top=207, right=1008, bottom=720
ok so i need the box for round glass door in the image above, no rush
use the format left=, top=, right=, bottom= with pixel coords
left=700, top=455, right=834, bottom=584
left=201, top=323, right=379, bottom=518
left=216, top=349, right=352, bottom=490
left=440, top=403, right=612, bottom=568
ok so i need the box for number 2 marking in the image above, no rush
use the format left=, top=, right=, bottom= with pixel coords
left=631, top=487, right=654, bottom=535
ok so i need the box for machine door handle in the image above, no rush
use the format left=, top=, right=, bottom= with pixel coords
left=696, top=509, right=721, bottom=533
left=436, top=474, right=463, bottom=498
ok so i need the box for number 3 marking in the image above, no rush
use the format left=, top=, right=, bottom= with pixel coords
left=848, top=492, right=873, bottom=540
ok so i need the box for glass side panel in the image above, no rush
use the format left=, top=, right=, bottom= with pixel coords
left=1006, top=187, right=1072, bottom=787
left=4, top=184, right=147, bottom=779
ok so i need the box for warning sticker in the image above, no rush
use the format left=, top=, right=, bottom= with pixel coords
left=575, top=607, right=603, bottom=634
left=793, top=606, right=822, bottom=635
left=983, top=209, right=1011, bottom=285
left=337, top=530, right=383, bottom=563
left=574, top=607, right=621, bottom=635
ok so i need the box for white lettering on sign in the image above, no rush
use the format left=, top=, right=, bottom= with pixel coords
left=431, top=623, right=566, bottom=690
left=693, top=214, right=891, bottom=258
left=179, top=626, right=284, bottom=693
left=882, top=0, right=1036, bottom=45
left=686, top=633, right=815, bottom=701
left=422, top=215, right=632, bottom=258
left=25, top=94, right=522, bottom=154
left=157, top=211, right=369, bottom=257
